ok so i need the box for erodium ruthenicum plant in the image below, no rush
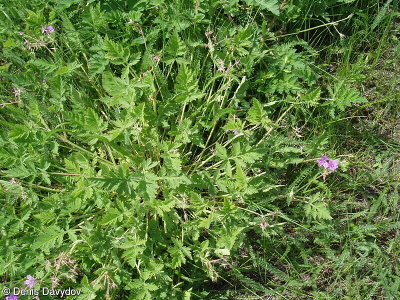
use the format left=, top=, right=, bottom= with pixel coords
left=0, top=0, right=399, bottom=299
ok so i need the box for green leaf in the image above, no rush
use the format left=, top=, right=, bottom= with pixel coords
left=100, top=71, right=138, bottom=107
left=234, top=164, right=246, bottom=190
left=327, top=80, right=367, bottom=112
left=161, top=153, right=182, bottom=172
left=371, top=0, right=392, bottom=30
left=299, top=87, right=321, bottom=107
left=128, top=52, right=141, bottom=66
left=136, top=172, right=158, bottom=201
left=55, top=0, right=82, bottom=11
left=216, top=143, right=228, bottom=160
left=100, top=207, right=123, bottom=225
left=67, top=107, right=108, bottom=132
left=304, top=193, right=332, bottom=220
left=32, top=225, right=65, bottom=252
left=243, top=0, right=280, bottom=15
left=55, top=61, right=82, bottom=75
left=101, top=71, right=120, bottom=95
left=163, top=30, right=186, bottom=64
left=88, top=52, right=109, bottom=78
left=103, top=38, right=130, bottom=65
left=30, top=59, right=57, bottom=72
left=169, top=246, right=187, bottom=268
left=174, top=65, right=203, bottom=103
left=247, top=99, right=270, bottom=126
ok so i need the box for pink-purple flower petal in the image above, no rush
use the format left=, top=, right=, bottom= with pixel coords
left=328, top=159, right=339, bottom=171
left=42, top=25, right=54, bottom=34
left=317, top=156, right=329, bottom=167
left=24, top=274, right=35, bottom=288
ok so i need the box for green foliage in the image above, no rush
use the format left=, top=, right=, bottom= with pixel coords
left=0, top=0, right=399, bottom=299
left=325, top=80, right=368, bottom=117
left=256, top=42, right=317, bottom=96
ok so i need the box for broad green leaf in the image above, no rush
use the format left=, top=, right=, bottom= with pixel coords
left=55, top=0, right=84, bottom=11
left=304, top=193, right=332, bottom=220
left=103, top=38, right=130, bottom=65
left=56, top=61, right=82, bottom=75
left=174, top=65, right=203, bottom=103
left=234, top=164, right=246, bottom=189
left=327, top=80, right=367, bottom=112
left=32, top=225, right=65, bottom=252
left=247, top=99, right=267, bottom=125
left=243, top=0, right=280, bottom=15
left=299, top=87, right=321, bottom=107
left=100, top=207, right=123, bottom=225
left=163, top=30, right=186, bottom=64
left=30, top=59, right=57, bottom=72
left=216, top=143, right=228, bottom=159
left=88, top=52, right=109, bottom=78
left=67, top=107, right=108, bottom=132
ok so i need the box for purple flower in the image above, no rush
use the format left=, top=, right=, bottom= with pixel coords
left=317, top=156, right=340, bottom=171
left=317, top=156, right=329, bottom=168
left=42, top=25, right=54, bottom=34
left=6, top=295, right=18, bottom=300
left=24, top=274, right=35, bottom=288
left=230, top=130, right=239, bottom=135
left=327, top=159, right=339, bottom=171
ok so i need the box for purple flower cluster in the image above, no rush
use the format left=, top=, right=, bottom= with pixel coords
left=24, top=275, right=35, bottom=288
left=317, top=156, right=339, bottom=171
left=41, top=25, right=54, bottom=34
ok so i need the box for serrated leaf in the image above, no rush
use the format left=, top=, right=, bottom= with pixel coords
left=244, top=0, right=280, bottom=15
left=128, top=52, right=141, bottom=66
left=32, top=225, right=65, bottom=251
left=224, top=160, right=233, bottom=177
left=136, top=172, right=158, bottom=201
left=55, top=61, right=82, bottom=75
left=162, top=153, right=182, bottom=171
left=67, top=107, right=108, bottom=132
left=34, top=212, right=57, bottom=225
left=55, top=0, right=82, bottom=11
left=247, top=99, right=269, bottom=125
left=169, top=246, right=186, bottom=268
left=304, top=193, right=332, bottom=220
left=103, top=38, right=130, bottom=65
left=234, top=164, right=246, bottom=189
left=101, top=71, right=137, bottom=107
left=327, top=80, right=367, bottom=112
left=100, top=207, right=123, bottom=225
left=276, top=147, right=302, bottom=153
left=215, top=143, right=228, bottom=159
left=30, top=59, right=57, bottom=72
left=300, top=87, right=321, bottom=107
left=88, top=52, right=109, bottom=78
left=174, top=65, right=202, bottom=103
left=163, top=30, right=186, bottom=63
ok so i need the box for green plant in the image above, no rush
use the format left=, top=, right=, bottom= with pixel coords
left=0, top=0, right=399, bottom=299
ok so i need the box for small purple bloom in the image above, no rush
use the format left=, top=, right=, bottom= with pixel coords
left=230, top=130, right=239, bottom=135
left=42, top=25, right=54, bottom=34
left=6, top=295, right=18, bottom=300
left=42, top=78, right=47, bottom=83
left=317, top=156, right=329, bottom=168
left=24, top=274, right=35, bottom=288
left=327, top=159, right=339, bottom=171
